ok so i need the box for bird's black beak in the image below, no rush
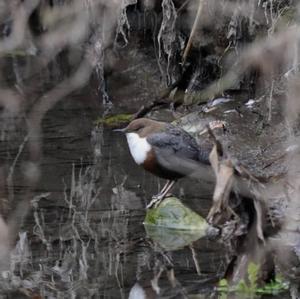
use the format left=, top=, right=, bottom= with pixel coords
left=113, top=128, right=127, bottom=133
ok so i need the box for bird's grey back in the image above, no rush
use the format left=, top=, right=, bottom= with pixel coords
left=147, top=124, right=210, bottom=164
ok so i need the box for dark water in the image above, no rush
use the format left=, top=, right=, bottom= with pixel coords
left=0, top=35, right=291, bottom=299
left=30, top=95, right=223, bottom=298
left=0, top=91, right=290, bottom=299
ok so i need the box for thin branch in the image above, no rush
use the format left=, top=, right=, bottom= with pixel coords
left=0, top=0, right=39, bottom=54
left=182, top=0, right=205, bottom=64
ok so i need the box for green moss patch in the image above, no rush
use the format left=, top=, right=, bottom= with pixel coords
left=218, top=263, right=289, bottom=297
left=95, top=113, right=133, bottom=127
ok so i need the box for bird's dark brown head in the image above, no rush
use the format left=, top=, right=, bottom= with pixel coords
left=120, top=118, right=166, bottom=138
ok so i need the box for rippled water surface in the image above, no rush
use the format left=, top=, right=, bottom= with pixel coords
left=0, top=92, right=290, bottom=299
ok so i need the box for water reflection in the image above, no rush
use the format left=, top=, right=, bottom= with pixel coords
left=0, top=99, right=290, bottom=299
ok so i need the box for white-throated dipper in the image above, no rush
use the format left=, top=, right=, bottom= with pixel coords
left=115, top=118, right=211, bottom=208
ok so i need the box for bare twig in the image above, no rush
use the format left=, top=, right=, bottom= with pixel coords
left=27, top=39, right=102, bottom=165
left=0, top=0, right=39, bottom=54
left=182, top=0, right=205, bottom=64
left=189, top=244, right=201, bottom=275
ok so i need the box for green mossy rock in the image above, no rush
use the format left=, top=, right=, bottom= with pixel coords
left=144, top=197, right=208, bottom=230
left=144, top=197, right=218, bottom=250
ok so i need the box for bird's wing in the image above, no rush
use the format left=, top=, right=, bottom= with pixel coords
left=147, top=125, right=210, bottom=163
left=147, top=125, right=212, bottom=178
left=153, top=145, right=214, bottom=182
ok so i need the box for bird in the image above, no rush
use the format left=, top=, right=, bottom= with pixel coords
left=114, top=118, right=211, bottom=208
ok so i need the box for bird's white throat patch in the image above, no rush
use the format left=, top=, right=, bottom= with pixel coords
left=126, top=133, right=151, bottom=165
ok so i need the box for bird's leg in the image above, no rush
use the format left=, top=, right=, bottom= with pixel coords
left=147, top=180, right=176, bottom=209
left=159, top=180, right=176, bottom=198
left=159, top=180, right=171, bottom=195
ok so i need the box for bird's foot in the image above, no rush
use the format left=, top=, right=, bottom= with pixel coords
left=146, top=193, right=173, bottom=209
left=147, top=193, right=164, bottom=209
